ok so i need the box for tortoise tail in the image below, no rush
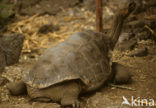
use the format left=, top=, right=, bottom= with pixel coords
left=110, top=1, right=136, bottom=49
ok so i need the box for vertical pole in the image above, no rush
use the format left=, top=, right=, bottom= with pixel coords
left=96, top=0, right=103, bottom=32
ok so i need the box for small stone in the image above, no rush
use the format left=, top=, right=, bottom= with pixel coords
left=126, top=20, right=145, bottom=29
left=116, top=39, right=137, bottom=51
left=127, top=47, right=148, bottom=57
left=38, top=24, right=59, bottom=34
left=118, top=32, right=135, bottom=43
left=136, top=31, right=151, bottom=40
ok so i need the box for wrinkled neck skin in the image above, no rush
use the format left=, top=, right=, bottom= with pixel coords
left=109, top=14, right=124, bottom=50
left=108, top=1, right=135, bottom=50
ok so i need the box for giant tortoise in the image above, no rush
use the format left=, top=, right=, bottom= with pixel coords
left=7, top=2, right=136, bottom=107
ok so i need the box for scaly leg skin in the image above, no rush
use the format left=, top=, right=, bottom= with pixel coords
left=27, top=81, right=82, bottom=108
left=115, top=71, right=131, bottom=84
left=61, top=97, right=80, bottom=108
left=113, top=63, right=131, bottom=84
left=7, top=81, right=26, bottom=96
left=26, top=85, right=53, bottom=102
left=61, top=82, right=81, bottom=108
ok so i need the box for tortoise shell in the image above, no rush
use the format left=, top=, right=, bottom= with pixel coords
left=23, top=30, right=112, bottom=91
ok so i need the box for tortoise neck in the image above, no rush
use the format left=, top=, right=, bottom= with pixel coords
left=109, top=1, right=136, bottom=49
left=109, top=13, right=124, bottom=49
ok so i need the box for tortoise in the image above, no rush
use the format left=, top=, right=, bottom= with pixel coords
left=7, top=2, right=136, bottom=107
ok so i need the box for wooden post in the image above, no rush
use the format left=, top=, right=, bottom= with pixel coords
left=96, top=0, right=103, bottom=32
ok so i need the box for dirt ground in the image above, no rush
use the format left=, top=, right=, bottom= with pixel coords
left=0, top=1, right=156, bottom=108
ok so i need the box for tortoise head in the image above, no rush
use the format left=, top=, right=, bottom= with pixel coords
left=119, top=1, right=136, bottom=19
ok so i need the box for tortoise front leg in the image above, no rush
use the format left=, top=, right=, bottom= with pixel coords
left=61, top=96, right=80, bottom=108
left=112, top=62, right=131, bottom=84
left=61, top=82, right=81, bottom=108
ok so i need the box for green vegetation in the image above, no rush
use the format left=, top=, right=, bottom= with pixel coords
left=0, top=0, right=14, bottom=26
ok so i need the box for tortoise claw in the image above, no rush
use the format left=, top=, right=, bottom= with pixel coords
left=61, top=99, right=80, bottom=108
left=72, top=100, right=80, bottom=108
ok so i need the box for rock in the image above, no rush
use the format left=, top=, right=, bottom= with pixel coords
left=126, top=20, right=145, bottom=29
left=133, top=0, right=156, bottom=14
left=118, top=33, right=135, bottom=43
left=0, top=47, right=6, bottom=73
left=125, top=19, right=156, bottom=36
left=127, top=47, right=148, bottom=57
left=0, top=33, right=25, bottom=66
left=38, top=24, right=59, bottom=34
left=116, top=39, right=137, bottom=51
left=143, top=0, right=156, bottom=8
left=136, top=31, right=151, bottom=40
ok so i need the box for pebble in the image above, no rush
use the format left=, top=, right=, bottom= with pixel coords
left=127, top=47, right=148, bottom=57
